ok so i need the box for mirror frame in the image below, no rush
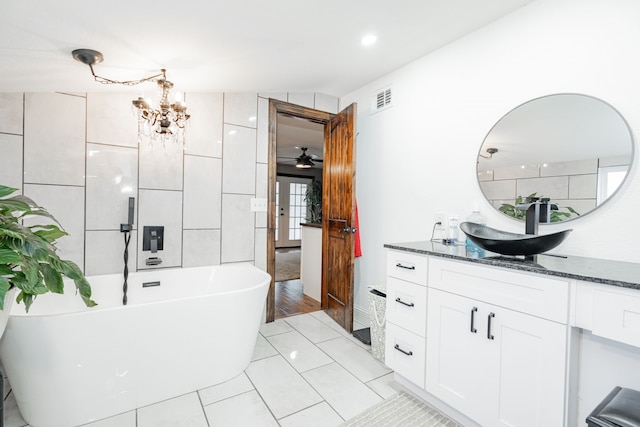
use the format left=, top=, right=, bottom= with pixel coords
left=477, top=93, right=635, bottom=224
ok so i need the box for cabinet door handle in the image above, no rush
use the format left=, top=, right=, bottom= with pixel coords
left=487, top=312, right=495, bottom=340
left=395, top=297, right=415, bottom=307
left=395, top=263, right=415, bottom=270
left=470, top=307, right=478, bottom=333
left=394, top=344, right=413, bottom=356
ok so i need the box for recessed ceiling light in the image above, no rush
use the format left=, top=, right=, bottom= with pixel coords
left=361, top=34, right=377, bottom=46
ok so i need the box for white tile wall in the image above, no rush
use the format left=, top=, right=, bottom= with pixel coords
left=23, top=184, right=85, bottom=269
left=0, top=133, right=23, bottom=191
left=477, top=169, right=494, bottom=182
left=541, top=159, right=597, bottom=177
left=139, top=138, right=184, bottom=190
left=555, top=199, right=595, bottom=217
left=222, top=124, right=257, bottom=194
left=256, top=96, right=269, bottom=163
left=221, top=194, right=255, bottom=263
left=314, top=93, right=340, bottom=113
left=0, top=92, right=23, bottom=135
left=288, top=93, right=315, bottom=108
left=2, top=90, right=339, bottom=276
left=569, top=174, right=598, bottom=199
left=516, top=176, right=569, bottom=199
left=24, top=93, right=86, bottom=186
left=86, top=230, right=138, bottom=276
left=182, top=229, right=221, bottom=268
left=86, top=143, right=138, bottom=230
left=255, top=163, right=268, bottom=228
left=224, top=93, right=258, bottom=128
left=87, top=93, right=138, bottom=147
left=137, top=189, right=183, bottom=269
left=183, top=155, right=222, bottom=229
left=479, top=179, right=516, bottom=200
left=184, top=93, right=223, bottom=157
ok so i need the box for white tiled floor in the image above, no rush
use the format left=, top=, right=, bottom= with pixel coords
left=2, top=311, right=399, bottom=427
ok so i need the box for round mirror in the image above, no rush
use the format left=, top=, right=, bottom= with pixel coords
left=477, top=94, right=634, bottom=223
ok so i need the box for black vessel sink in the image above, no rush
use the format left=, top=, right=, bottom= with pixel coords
left=460, top=222, right=572, bottom=256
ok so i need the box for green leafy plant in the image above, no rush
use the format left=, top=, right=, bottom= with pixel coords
left=499, top=193, right=580, bottom=222
left=304, top=180, right=323, bottom=223
left=0, top=184, right=96, bottom=312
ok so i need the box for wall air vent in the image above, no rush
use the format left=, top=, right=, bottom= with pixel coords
left=371, top=86, right=392, bottom=114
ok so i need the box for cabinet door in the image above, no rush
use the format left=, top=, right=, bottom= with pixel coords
left=426, top=289, right=495, bottom=424
left=491, top=305, right=567, bottom=427
left=427, top=289, right=568, bottom=427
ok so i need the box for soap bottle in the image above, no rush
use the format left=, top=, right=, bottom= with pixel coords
left=447, top=215, right=459, bottom=244
left=465, top=206, right=485, bottom=255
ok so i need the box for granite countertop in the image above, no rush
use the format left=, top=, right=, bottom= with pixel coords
left=301, top=222, right=322, bottom=228
left=384, top=241, right=640, bottom=290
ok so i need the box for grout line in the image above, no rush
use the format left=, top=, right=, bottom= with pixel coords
left=195, top=389, right=211, bottom=427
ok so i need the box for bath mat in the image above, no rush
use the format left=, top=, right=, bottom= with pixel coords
left=341, top=390, right=462, bottom=427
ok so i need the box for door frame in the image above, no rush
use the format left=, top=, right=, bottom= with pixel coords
left=266, top=99, right=333, bottom=322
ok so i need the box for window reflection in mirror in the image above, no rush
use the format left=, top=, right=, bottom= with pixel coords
left=477, top=94, right=634, bottom=223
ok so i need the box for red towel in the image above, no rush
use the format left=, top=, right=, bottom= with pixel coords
left=354, top=201, right=362, bottom=257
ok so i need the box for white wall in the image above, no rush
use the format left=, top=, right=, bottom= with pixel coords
left=343, top=0, right=640, bottom=314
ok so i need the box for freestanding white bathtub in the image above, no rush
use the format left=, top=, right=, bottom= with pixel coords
left=0, top=263, right=270, bottom=427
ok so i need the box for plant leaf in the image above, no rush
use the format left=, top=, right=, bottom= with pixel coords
left=0, top=277, right=10, bottom=310
left=0, top=264, right=15, bottom=275
left=0, top=185, right=18, bottom=199
left=0, top=227, right=26, bottom=243
left=32, top=224, right=68, bottom=242
left=0, top=247, right=21, bottom=265
left=40, top=263, right=64, bottom=294
left=0, top=199, right=31, bottom=213
left=74, top=276, right=97, bottom=308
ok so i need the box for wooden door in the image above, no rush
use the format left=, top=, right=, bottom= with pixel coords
left=322, top=103, right=356, bottom=332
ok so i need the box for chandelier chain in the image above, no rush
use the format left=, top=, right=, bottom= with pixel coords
left=88, top=63, right=167, bottom=87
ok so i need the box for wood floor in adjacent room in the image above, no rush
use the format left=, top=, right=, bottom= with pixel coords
left=275, top=279, right=321, bottom=319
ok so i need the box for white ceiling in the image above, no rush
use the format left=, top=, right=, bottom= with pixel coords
left=0, top=0, right=534, bottom=95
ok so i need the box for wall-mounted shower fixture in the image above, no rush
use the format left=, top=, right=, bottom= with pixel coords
left=143, top=226, right=164, bottom=253
left=143, top=226, right=164, bottom=266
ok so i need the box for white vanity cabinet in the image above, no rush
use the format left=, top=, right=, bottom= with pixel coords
left=385, top=251, right=572, bottom=426
left=426, top=258, right=570, bottom=427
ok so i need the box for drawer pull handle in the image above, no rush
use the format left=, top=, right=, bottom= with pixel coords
left=487, top=312, right=495, bottom=340
left=395, top=297, right=415, bottom=307
left=394, top=344, right=413, bottom=356
left=395, top=263, right=415, bottom=270
left=470, top=307, right=478, bottom=333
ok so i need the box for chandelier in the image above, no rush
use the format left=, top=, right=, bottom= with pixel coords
left=72, top=48, right=190, bottom=146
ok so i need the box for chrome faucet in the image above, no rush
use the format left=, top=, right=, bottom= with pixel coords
left=516, top=197, right=558, bottom=235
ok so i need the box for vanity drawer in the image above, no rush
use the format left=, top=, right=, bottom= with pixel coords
left=386, top=277, right=427, bottom=337
left=592, top=287, right=640, bottom=348
left=386, top=250, right=428, bottom=286
left=385, top=323, right=426, bottom=388
left=428, top=257, right=569, bottom=323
